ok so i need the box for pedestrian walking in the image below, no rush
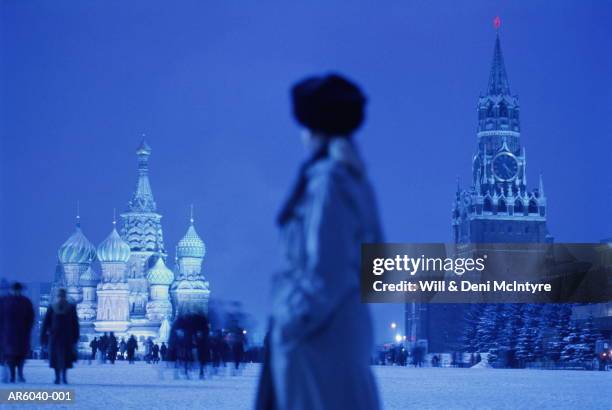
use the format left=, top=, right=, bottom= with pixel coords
left=99, top=333, right=108, bottom=364
left=152, top=344, right=160, bottom=364
left=257, top=74, right=382, bottom=409
left=1, top=282, right=34, bottom=383
left=40, top=289, right=79, bottom=384
left=231, top=328, right=245, bottom=374
left=119, top=338, right=127, bottom=360
left=126, top=335, right=138, bottom=364
left=160, top=342, right=168, bottom=361
left=89, top=337, right=98, bottom=363
left=108, top=333, right=118, bottom=364
left=0, top=279, right=10, bottom=383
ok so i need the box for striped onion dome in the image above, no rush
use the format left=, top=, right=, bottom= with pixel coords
left=97, top=226, right=131, bottom=263
left=58, top=224, right=96, bottom=265
left=147, top=257, right=174, bottom=285
left=176, top=222, right=206, bottom=259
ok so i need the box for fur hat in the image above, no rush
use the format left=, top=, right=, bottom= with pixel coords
left=291, top=73, right=366, bottom=136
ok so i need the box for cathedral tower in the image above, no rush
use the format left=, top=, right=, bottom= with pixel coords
left=146, top=256, right=174, bottom=322
left=121, top=140, right=166, bottom=317
left=170, top=209, right=210, bottom=316
left=94, top=220, right=131, bottom=334
left=57, top=215, right=96, bottom=304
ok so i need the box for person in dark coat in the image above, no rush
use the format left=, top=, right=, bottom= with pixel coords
left=160, top=342, right=168, bottom=361
left=193, top=315, right=210, bottom=379
left=107, top=333, right=118, bottom=364
left=41, top=289, right=79, bottom=384
left=231, top=328, right=245, bottom=373
left=119, top=338, right=127, bottom=360
left=209, top=330, right=223, bottom=374
left=126, top=335, right=138, bottom=364
left=168, top=315, right=194, bottom=378
left=89, top=337, right=98, bottom=362
left=98, top=333, right=108, bottom=364
left=151, top=344, right=160, bottom=364
left=0, top=279, right=10, bottom=383
left=2, top=282, right=34, bottom=383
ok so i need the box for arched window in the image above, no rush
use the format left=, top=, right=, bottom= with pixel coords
left=487, top=103, right=494, bottom=117
left=497, top=199, right=507, bottom=213
left=483, top=197, right=493, bottom=212
left=528, top=199, right=538, bottom=214
left=514, top=199, right=524, bottom=214
left=499, top=102, right=508, bottom=117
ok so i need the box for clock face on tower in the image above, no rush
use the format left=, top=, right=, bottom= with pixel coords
left=492, top=152, right=519, bottom=181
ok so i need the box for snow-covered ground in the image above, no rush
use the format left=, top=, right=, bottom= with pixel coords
left=2, top=360, right=610, bottom=409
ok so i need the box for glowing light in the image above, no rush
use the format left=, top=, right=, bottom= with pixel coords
left=242, top=330, right=247, bottom=335
left=395, top=334, right=403, bottom=343
left=493, top=16, right=501, bottom=30
left=390, top=322, right=397, bottom=329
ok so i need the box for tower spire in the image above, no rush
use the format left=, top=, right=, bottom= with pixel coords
left=539, top=173, right=545, bottom=197
left=128, top=138, right=157, bottom=212
left=487, top=20, right=511, bottom=96
left=76, top=200, right=81, bottom=227
left=190, top=204, right=194, bottom=225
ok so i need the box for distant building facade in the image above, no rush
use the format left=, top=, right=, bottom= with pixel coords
left=45, top=141, right=211, bottom=347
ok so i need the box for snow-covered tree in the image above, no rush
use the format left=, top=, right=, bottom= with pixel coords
left=578, top=315, right=603, bottom=362
left=560, top=320, right=587, bottom=364
left=497, top=304, right=523, bottom=368
left=545, top=304, right=572, bottom=363
left=515, top=304, right=544, bottom=365
left=460, top=304, right=484, bottom=353
left=476, top=304, right=504, bottom=364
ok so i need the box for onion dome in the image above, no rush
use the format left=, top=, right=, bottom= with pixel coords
left=97, top=224, right=131, bottom=263
left=58, top=222, right=97, bottom=265
left=79, top=266, right=99, bottom=287
left=147, top=257, right=174, bottom=285
left=177, top=210, right=206, bottom=258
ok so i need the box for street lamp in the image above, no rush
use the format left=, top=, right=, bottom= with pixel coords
left=395, top=333, right=403, bottom=343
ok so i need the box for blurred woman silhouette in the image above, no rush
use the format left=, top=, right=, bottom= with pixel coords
left=41, top=289, right=79, bottom=384
left=259, top=74, right=382, bottom=410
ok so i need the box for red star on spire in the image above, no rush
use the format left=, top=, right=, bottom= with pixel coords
left=493, top=16, right=501, bottom=30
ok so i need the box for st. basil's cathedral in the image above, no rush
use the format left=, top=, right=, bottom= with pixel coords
left=47, top=140, right=211, bottom=346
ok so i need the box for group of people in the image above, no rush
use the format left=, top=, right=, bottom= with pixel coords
left=89, top=333, right=164, bottom=364
left=0, top=281, right=79, bottom=385
left=167, top=312, right=247, bottom=379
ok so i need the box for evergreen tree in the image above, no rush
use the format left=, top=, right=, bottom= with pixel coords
left=497, top=304, right=523, bottom=368
left=560, top=320, right=584, bottom=364
left=546, top=304, right=572, bottom=363
left=476, top=304, right=504, bottom=364
left=460, top=304, right=484, bottom=352
left=516, top=304, right=542, bottom=365
left=578, top=315, right=603, bottom=362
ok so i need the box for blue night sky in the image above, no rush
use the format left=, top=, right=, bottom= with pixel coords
left=1, top=1, right=611, bottom=343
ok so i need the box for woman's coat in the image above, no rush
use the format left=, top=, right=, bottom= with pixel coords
left=270, top=138, right=383, bottom=410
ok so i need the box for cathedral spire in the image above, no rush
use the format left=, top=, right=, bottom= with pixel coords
left=76, top=200, right=81, bottom=227
left=128, top=137, right=157, bottom=212
left=487, top=27, right=511, bottom=96
left=539, top=174, right=545, bottom=197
